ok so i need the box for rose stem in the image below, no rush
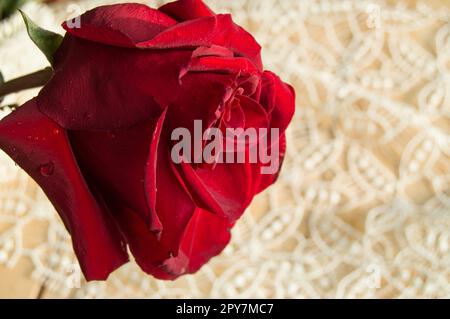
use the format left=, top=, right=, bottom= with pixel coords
left=0, top=67, right=53, bottom=100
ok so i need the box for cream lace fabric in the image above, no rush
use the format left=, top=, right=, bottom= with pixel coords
left=0, top=0, right=449, bottom=298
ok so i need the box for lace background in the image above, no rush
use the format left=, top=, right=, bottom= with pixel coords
left=0, top=0, right=449, bottom=298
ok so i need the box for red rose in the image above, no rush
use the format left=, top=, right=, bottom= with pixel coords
left=0, top=0, right=294, bottom=280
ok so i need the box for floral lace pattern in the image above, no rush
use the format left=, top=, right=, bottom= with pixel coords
left=0, top=0, right=449, bottom=298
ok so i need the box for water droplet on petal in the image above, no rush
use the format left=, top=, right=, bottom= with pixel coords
left=16, top=121, right=22, bottom=126
left=52, top=128, right=60, bottom=135
left=39, top=162, right=54, bottom=177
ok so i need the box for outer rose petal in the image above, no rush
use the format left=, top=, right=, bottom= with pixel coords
left=137, top=14, right=263, bottom=70
left=144, top=108, right=167, bottom=233
left=237, top=95, right=269, bottom=129
left=101, top=190, right=232, bottom=280
left=260, top=71, right=296, bottom=133
left=173, top=56, right=261, bottom=132
left=37, top=35, right=192, bottom=130
left=107, top=139, right=205, bottom=278
left=107, top=201, right=230, bottom=279
left=162, top=208, right=231, bottom=275
left=0, top=99, right=129, bottom=280
left=63, top=3, right=177, bottom=47
left=178, top=159, right=256, bottom=222
left=159, top=0, right=215, bottom=22
left=68, top=117, right=164, bottom=233
left=105, top=202, right=177, bottom=280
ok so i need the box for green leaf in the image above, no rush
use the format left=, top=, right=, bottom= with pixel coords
left=20, top=10, right=63, bottom=66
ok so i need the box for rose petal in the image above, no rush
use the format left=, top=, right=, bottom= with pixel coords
left=167, top=71, right=236, bottom=132
left=144, top=108, right=168, bottom=233
left=63, top=3, right=176, bottom=47
left=0, top=99, right=129, bottom=280
left=104, top=200, right=230, bottom=279
left=192, top=45, right=234, bottom=58
left=162, top=208, right=231, bottom=275
left=236, top=95, right=269, bottom=130
left=185, top=56, right=259, bottom=76
left=224, top=101, right=245, bottom=128
left=159, top=0, right=215, bottom=22
left=68, top=116, right=163, bottom=233
left=260, top=71, right=296, bottom=133
left=151, top=137, right=198, bottom=257
left=104, top=201, right=176, bottom=280
left=255, top=133, right=287, bottom=194
left=178, top=159, right=256, bottom=222
left=37, top=35, right=192, bottom=130
left=137, top=14, right=262, bottom=70
left=70, top=129, right=198, bottom=276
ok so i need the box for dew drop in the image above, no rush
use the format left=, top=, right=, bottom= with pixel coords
left=39, top=162, right=54, bottom=177
left=52, top=128, right=60, bottom=135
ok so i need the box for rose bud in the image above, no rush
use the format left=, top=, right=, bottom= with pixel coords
left=0, top=0, right=295, bottom=281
